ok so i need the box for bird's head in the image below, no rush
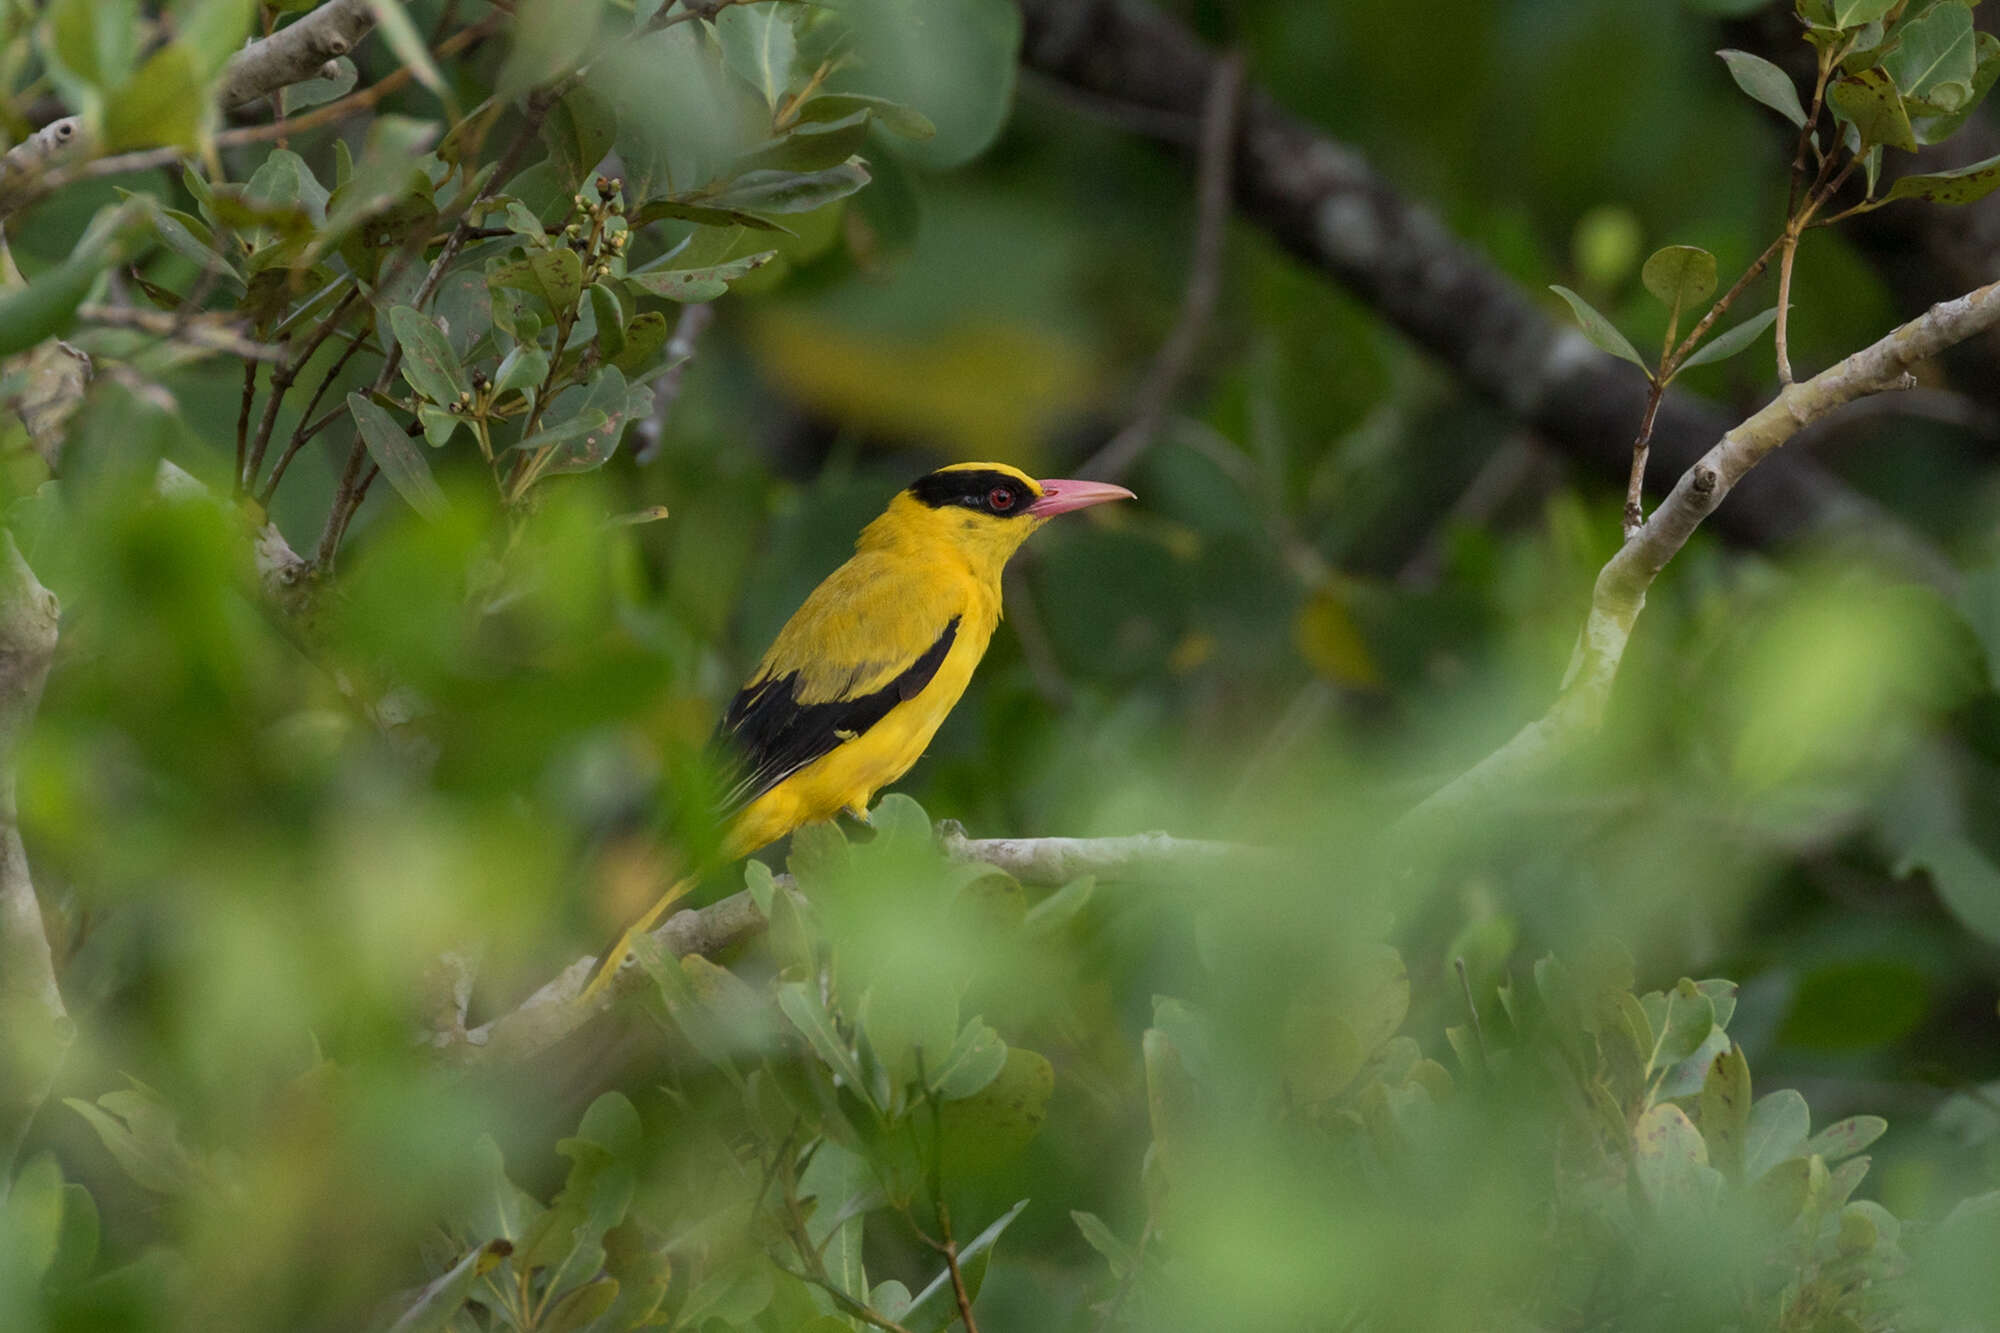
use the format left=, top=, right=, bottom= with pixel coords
left=864, top=462, right=1136, bottom=570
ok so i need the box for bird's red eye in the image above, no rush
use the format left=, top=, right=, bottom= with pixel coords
left=987, top=487, right=1016, bottom=511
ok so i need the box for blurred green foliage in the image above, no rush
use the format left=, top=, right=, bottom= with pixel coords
left=1, top=0, right=1999, bottom=1330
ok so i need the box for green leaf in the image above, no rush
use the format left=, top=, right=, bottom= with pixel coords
left=1718, top=50, right=1807, bottom=127
left=1913, top=32, right=2000, bottom=142
left=516, top=365, right=650, bottom=474
left=492, top=343, right=550, bottom=400
left=1651, top=980, right=1717, bottom=1070
left=626, top=251, right=777, bottom=303
left=702, top=161, right=873, bottom=214
left=1743, top=1088, right=1812, bottom=1181
left=1829, top=68, right=1919, bottom=151
left=347, top=392, right=448, bottom=520
left=1548, top=285, right=1650, bottom=374
left=388, top=306, right=469, bottom=407
left=1901, top=834, right=2000, bottom=944
left=938, top=1048, right=1053, bottom=1177
left=798, top=1140, right=872, bottom=1301
left=245, top=148, right=329, bottom=225
left=1699, top=1043, right=1752, bottom=1181
left=2, top=1153, right=65, bottom=1284
left=735, top=111, right=877, bottom=174
left=365, top=0, right=445, bottom=96
left=1642, top=244, right=1717, bottom=314
left=929, top=1019, right=1008, bottom=1099
left=795, top=92, right=938, bottom=140
left=1633, top=1103, right=1717, bottom=1214
left=777, top=979, right=873, bottom=1105
left=819, top=0, right=1020, bottom=169
left=41, top=0, right=140, bottom=101
left=1831, top=0, right=1896, bottom=24
left=717, top=2, right=798, bottom=109
left=609, top=310, right=673, bottom=376
left=588, top=282, right=626, bottom=357
left=64, top=1082, right=201, bottom=1195
left=1072, top=1210, right=1139, bottom=1278
left=627, top=199, right=790, bottom=232
left=490, top=246, right=585, bottom=322
left=542, top=1278, right=618, bottom=1333
left=1803, top=1115, right=1889, bottom=1163
left=1875, top=150, right=2000, bottom=208
left=386, top=1239, right=513, bottom=1333
left=103, top=42, right=204, bottom=152
left=1882, top=1, right=1977, bottom=105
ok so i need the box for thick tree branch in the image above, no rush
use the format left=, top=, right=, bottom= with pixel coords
left=936, top=822, right=1253, bottom=885
left=0, top=532, right=65, bottom=1176
left=215, top=0, right=378, bottom=110
left=1015, top=0, right=1927, bottom=559
left=1397, top=279, right=2000, bottom=841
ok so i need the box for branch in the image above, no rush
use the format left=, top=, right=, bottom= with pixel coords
left=1015, top=0, right=1935, bottom=562
left=1396, top=279, right=2000, bottom=841
left=0, top=532, right=65, bottom=1176
left=75, top=303, right=288, bottom=363
left=214, top=0, right=378, bottom=110
left=435, top=889, right=770, bottom=1067
left=1080, top=49, right=1244, bottom=482
left=936, top=821, right=1255, bottom=885
left=435, top=825, right=1253, bottom=1066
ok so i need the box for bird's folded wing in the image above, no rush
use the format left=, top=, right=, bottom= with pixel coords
left=714, top=552, right=966, bottom=813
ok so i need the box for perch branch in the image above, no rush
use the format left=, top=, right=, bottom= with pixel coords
left=435, top=827, right=1256, bottom=1067
left=1396, top=278, right=2000, bottom=842
left=0, top=533, right=65, bottom=1176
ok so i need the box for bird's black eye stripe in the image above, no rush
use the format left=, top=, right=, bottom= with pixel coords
left=907, top=468, right=1036, bottom=518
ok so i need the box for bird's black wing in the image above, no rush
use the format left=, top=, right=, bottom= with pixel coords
left=713, top=615, right=960, bottom=814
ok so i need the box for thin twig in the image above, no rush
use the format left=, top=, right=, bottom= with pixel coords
left=260, top=322, right=374, bottom=504
left=930, top=1199, right=981, bottom=1333
left=244, top=286, right=361, bottom=493
left=1080, top=51, right=1245, bottom=483
left=1396, top=277, right=2000, bottom=845
left=234, top=360, right=259, bottom=495
left=73, top=303, right=287, bottom=362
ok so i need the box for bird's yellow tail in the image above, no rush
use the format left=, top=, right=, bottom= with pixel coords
left=580, top=872, right=701, bottom=1002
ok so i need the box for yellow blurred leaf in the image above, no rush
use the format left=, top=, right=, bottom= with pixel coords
left=1294, top=587, right=1383, bottom=690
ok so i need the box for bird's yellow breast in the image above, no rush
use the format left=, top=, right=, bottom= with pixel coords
left=722, top=582, right=1000, bottom=858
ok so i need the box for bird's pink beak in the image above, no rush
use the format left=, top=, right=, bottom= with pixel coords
left=1023, top=478, right=1136, bottom=517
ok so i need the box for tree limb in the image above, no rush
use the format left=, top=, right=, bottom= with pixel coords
left=1014, top=0, right=1934, bottom=562
left=214, top=0, right=378, bottom=110
left=0, top=532, right=65, bottom=1176
left=435, top=827, right=1254, bottom=1067
left=1396, top=279, right=2000, bottom=842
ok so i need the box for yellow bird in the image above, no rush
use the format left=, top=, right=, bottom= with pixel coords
left=586, top=462, right=1135, bottom=996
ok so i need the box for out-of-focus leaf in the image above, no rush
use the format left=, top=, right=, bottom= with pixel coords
left=702, top=161, right=872, bottom=214
left=386, top=1239, right=513, bottom=1333
left=938, top=1048, right=1052, bottom=1176
left=366, top=0, right=445, bottom=95
left=1743, top=1088, right=1811, bottom=1182
left=103, top=42, right=204, bottom=152
left=1699, top=1043, right=1752, bottom=1181
left=628, top=198, right=789, bottom=232
left=1717, top=49, right=1807, bottom=126
left=1913, top=33, right=2000, bottom=142
left=821, top=0, right=1019, bottom=168
left=778, top=979, right=872, bottom=1104
left=735, top=111, right=875, bottom=174
left=609, top=311, right=673, bottom=376
left=1549, top=285, right=1650, bottom=372
left=794, top=91, right=937, bottom=139
left=348, top=392, right=448, bottom=520
left=1901, top=834, right=2000, bottom=945
left=928, top=1018, right=1007, bottom=1099
left=1634, top=1103, right=1717, bottom=1214
left=718, top=1, right=798, bottom=108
